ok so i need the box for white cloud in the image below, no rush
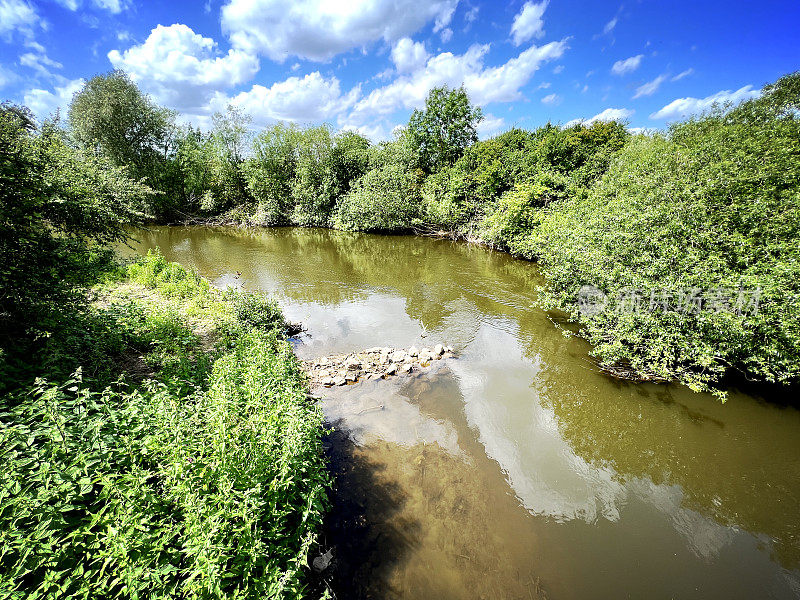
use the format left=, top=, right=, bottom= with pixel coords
left=440, top=27, right=453, bottom=43
left=23, top=78, right=85, bottom=119
left=391, top=38, right=428, bottom=73
left=0, top=0, right=41, bottom=39
left=671, top=68, right=694, bottom=82
left=53, top=0, right=129, bottom=13
left=603, top=16, right=617, bottom=34
left=510, top=0, right=548, bottom=46
left=345, top=39, right=567, bottom=127
left=552, top=64, right=563, bottom=74
left=611, top=54, right=643, bottom=75
left=464, top=6, right=478, bottom=22
left=565, top=107, right=633, bottom=127
left=0, top=64, right=18, bottom=88
left=224, top=71, right=360, bottom=124
left=221, top=0, right=459, bottom=62
left=19, top=51, right=62, bottom=77
left=541, top=93, right=560, bottom=105
left=108, top=24, right=259, bottom=111
left=650, top=85, right=760, bottom=120
left=476, top=113, right=505, bottom=139
left=633, top=73, right=667, bottom=98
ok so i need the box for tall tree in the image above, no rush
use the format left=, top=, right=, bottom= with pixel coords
left=68, top=70, right=176, bottom=188
left=407, top=85, right=483, bottom=173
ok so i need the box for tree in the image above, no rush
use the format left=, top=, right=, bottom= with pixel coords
left=407, top=85, right=483, bottom=173
left=0, top=103, right=152, bottom=333
left=68, top=71, right=177, bottom=201
left=200, top=105, right=252, bottom=212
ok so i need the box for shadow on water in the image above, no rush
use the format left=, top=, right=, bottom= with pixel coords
left=313, top=368, right=549, bottom=600
left=318, top=426, right=420, bottom=600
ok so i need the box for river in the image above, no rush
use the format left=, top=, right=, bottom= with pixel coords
left=123, top=225, right=800, bottom=599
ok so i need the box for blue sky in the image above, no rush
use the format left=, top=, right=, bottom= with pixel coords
left=1, top=0, right=798, bottom=139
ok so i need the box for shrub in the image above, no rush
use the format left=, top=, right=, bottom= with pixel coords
left=0, top=104, right=151, bottom=338
left=531, top=73, right=800, bottom=395
left=480, top=170, right=570, bottom=256
left=0, top=258, right=329, bottom=598
left=332, top=161, right=421, bottom=232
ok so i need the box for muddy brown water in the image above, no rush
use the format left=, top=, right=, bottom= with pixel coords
left=122, top=226, right=800, bottom=599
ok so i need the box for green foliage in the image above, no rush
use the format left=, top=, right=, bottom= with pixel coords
left=419, top=122, right=627, bottom=237
left=243, top=124, right=371, bottom=227
left=203, top=106, right=252, bottom=212
left=332, top=134, right=422, bottom=232
left=407, top=85, right=483, bottom=173
left=225, top=289, right=286, bottom=332
left=0, top=103, right=151, bottom=338
left=67, top=71, right=180, bottom=214
left=419, top=128, right=538, bottom=233
left=531, top=72, right=800, bottom=395
left=0, top=257, right=329, bottom=598
left=481, top=170, right=570, bottom=254
left=244, top=123, right=303, bottom=225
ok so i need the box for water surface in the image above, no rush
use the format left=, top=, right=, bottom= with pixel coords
left=123, top=226, right=800, bottom=599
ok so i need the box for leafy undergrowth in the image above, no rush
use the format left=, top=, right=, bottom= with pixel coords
left=0, top=250, right=329, bottom=599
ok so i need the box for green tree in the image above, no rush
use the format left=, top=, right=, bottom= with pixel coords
left=68, top=71, right=176, bottom=189
left=0, top=103, right=152, bottom=335
left=407, top=85, right=483, bottom=173
left=199, top=105, right=252, bottom=212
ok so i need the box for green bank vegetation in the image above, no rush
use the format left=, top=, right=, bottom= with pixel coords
left=1, top=104, right=328, bottom=597
left=0, top=67, right=798, bottom=595
left=1, top=250, right=328, bottom=598
left=30, top=68, right=797, bottom=397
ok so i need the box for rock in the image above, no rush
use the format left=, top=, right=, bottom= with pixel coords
left=408, top=346, right=419, bottom=357
left=400, top=363, right=413, bottom=374
left=434, top=344, right=445, bottom=356
left=445, top=345, right=453, bottom=353
left=318, top=369, right=330, bottom=378
left=366, top=347, right=382, bottom=353
left=321, top=377, right=335, bottom=386
left=419, top=350, right=434, bottom=362
left=345, top=373, right=358, bottom=382
left=333, top=376, right=347, bottom=386
left=312, top=548, right=334, bottom=574
left=317, top=357, right=329, bottom=366
left=390, top=350, right=406, bottom=363
left=385, top=365, right=397, bottom=376
left=345, top=358, right=361, bottom=371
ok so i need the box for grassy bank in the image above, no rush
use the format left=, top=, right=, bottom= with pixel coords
left=0, top=251, right=329, bottom=599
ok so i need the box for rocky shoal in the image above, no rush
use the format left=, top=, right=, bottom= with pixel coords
left=304, top=343, right=454, bottom=387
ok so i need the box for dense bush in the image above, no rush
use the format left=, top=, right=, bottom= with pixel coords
left=244, top=124, right=371, bottom=227
left=419, top=122, right=628, bottom=238
left=531, top=72, right=800, bottom=395
left=0, top=104, right=151, bottom=339
left=420, top=128, right=538, bottom=234
left=480, top=170, right=570, bottom=253
left=0, top=255, right=329, bottom=598
left=332, top=134, right=423, bottom=232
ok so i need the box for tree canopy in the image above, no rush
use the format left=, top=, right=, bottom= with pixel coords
left=407, top=85, right=483, bottom=173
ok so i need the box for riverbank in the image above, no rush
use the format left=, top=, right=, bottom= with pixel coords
left=0, top=252, right=329, bottom=599
left=115, top=225, right=800, bottom=598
